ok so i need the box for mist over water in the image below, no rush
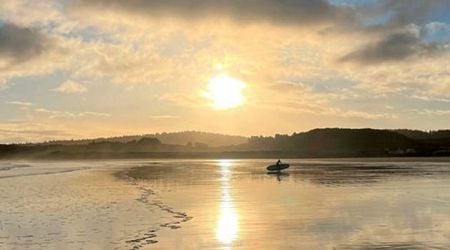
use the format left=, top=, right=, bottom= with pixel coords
left=1, top=158, right=450, bottom=249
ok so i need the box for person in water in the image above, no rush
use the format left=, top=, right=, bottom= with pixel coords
left=276, top=159, right=282, bottom=165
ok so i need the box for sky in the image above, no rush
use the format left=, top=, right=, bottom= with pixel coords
left=0, top=0, right=450, bottom=143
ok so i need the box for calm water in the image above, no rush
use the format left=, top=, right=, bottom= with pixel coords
left=1, top=158, right=450, bottom=249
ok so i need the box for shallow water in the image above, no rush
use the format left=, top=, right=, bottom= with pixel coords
left=1, top=158, right=450, bottom=249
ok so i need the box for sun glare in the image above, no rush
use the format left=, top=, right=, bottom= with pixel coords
left=206, top=74, right=246, bottom=109
left=216, top=160, right=239, bottom=244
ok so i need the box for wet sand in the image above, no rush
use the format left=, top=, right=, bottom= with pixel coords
left=1, top=159, right=450, bottom=249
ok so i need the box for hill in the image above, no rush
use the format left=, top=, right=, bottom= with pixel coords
left=246, top=128, right=417, bottom=157
left=395, top=129, right=450, bottom=140
left=41, top=131, right=248, bottom=148
left=1, top=128, right=449, bottom=159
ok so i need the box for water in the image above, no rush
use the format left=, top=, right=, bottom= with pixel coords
left=1, top=158, right=450, bottom=249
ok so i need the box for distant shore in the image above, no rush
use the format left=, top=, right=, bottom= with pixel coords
left=1, top=151, right=450, bottom=160
left=2, top=128, right=449, bottom=159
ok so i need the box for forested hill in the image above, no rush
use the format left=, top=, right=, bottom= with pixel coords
left=148, top=131, right=247, bottom=147
left=1, top=128, right=449, bottom=159
left=244, top=128, right=450, bottom=157
left=40, top=131, right=247, bottom=148
left=247, top=128, right=415, bottom=153
left=394, top=129, right=450, bottom=140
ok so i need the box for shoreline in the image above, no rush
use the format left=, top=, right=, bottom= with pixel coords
left=1, top=153, right=450, bottom=161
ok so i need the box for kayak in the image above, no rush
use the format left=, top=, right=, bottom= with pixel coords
left=266, top=163, right=290, bottom=171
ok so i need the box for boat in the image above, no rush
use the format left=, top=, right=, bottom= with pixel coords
left=266, top=163, right=290, bottom=171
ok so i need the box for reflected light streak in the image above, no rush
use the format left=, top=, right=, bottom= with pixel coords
left=216, top=160, right=239, bottom=245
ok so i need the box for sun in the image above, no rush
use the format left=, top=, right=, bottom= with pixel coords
left=205, top=74, right=246, bottom=109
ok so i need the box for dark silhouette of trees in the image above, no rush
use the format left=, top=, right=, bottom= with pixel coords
left=1, top=128, right=449, bottom=159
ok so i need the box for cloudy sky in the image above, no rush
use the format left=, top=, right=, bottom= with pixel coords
left=0, top=0, right=449, bottom=143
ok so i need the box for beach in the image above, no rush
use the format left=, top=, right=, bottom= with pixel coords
left=1, top=158, right=450, bottom=249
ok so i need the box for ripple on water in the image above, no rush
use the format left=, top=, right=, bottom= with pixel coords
left=336, top=241, right=449, bottom=250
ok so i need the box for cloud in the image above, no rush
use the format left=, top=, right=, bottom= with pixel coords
left=7, top=101, right=34, bottom=106
left=0, top=22, right=52, bottom=65
left=0, top=21, right=74, bottom=85
left=1, top=0, right=450, bottom=139
left=375, top=0, right=450, bottom=27
left=255, top=80, right=398, bottom=121
left=417, top=109, right=450, bottom=116
left=0, top=121, right=74, bottom=143
left=149, top=115, right=180, bottom=119
left=81, top=111, right=111, bottom=117
left=52, top=80, right=87, bottom=94
left=264, top=99, right=397, bottom=120
left=335, top=109, right=398, bottom=120
left=77, top=0, right=354, bottom=28
left=160, top=93, right=204, bottom=108
left=425, top=22, right=450, bottom=35
left=411, top=95, right=450, bottom=103
left=34, top=108, right=110, bottom=119
left=0, top=128, right=70, bottom=137
left=340, top=29, right=447, bottom=64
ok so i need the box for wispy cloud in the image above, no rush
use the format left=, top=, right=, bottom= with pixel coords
left=0, top=121, right=74, bottom=144
left=7, top=101, right=34, bottom=106
left=34, top=108, right=110, bottom=119
left=411, top=95, right=450, bottom=103
left=52, top=80, right=87, bottom=94
left=417, top=109, right=450, bottom=116
left=149, top=115, right=180, bottom=119
left=160, top=93, right=204, bottom=108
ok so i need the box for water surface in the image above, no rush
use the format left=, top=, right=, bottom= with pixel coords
left=1, top=158, right=450, bottom=249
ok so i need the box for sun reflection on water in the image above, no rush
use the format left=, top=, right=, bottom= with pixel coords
left=216, top=160, right=239, bottom=245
